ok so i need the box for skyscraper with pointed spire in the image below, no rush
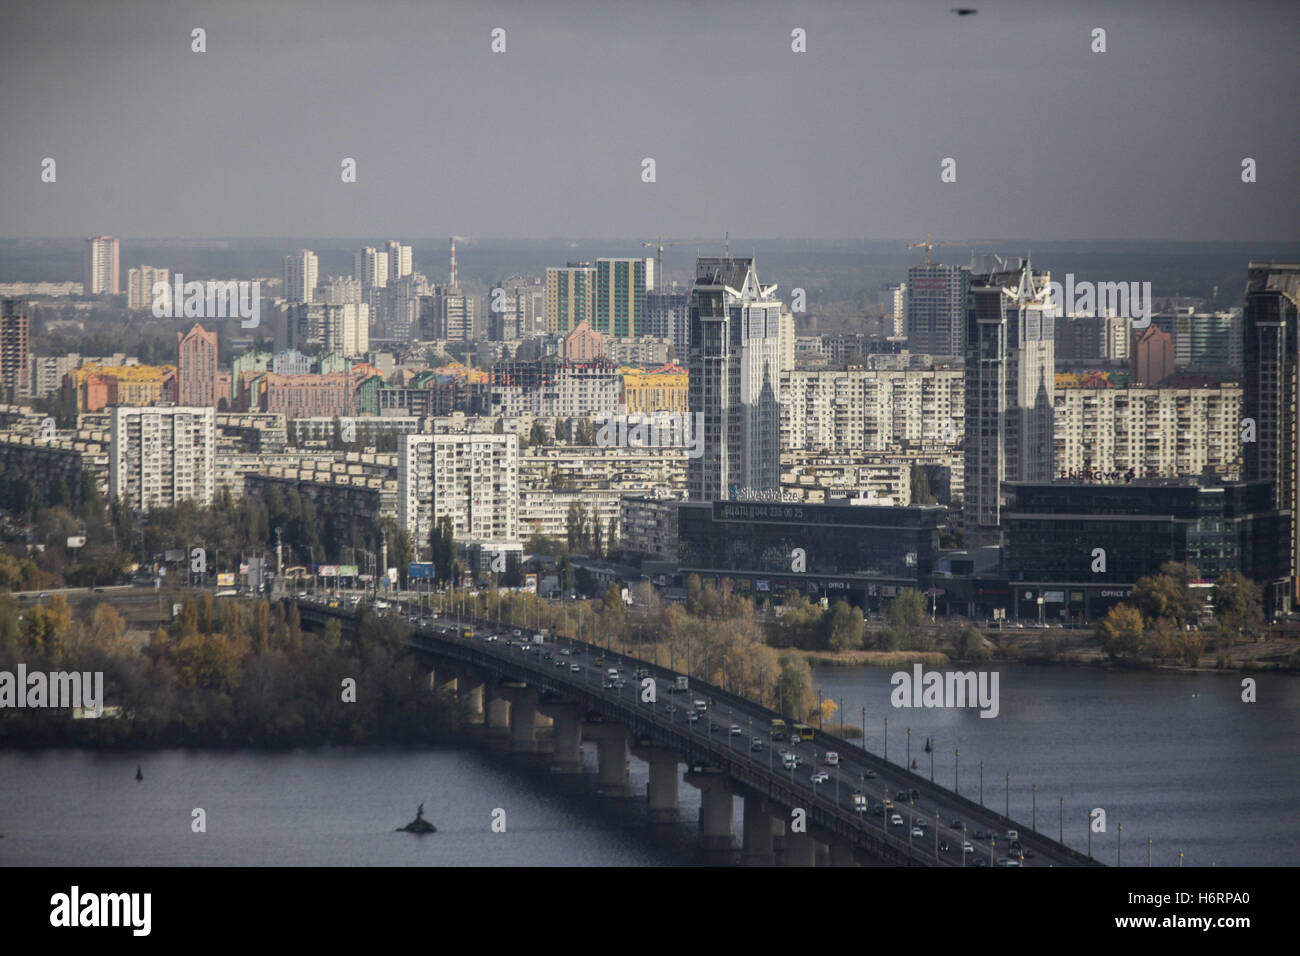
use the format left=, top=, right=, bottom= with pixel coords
left=687, top=256, right=783, bottom=501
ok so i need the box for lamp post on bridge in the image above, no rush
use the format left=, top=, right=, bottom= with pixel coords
left=884, top=717, right=888, bottom=762
left=955, top=748, right=959, bottom=793
left=1005, top=772, right=1010, bottom=820
left=1032, top=784, right=1037, bottom=832
left=979, top=761, right=984, bottom=806
left=1059, top=798, right=1064, bottom=845
left=929, top=738, right=934, bottom=783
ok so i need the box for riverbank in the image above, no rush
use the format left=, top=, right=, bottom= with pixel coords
left=789, top=628, right=1300, bottom=674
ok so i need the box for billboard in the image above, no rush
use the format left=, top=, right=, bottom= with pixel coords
left=338, top=564, right=359, bottom=577
left=217, top=573, right=236, bottom=587
left=318, top=565, right=339, bottom=577
left=523, top=573, right=538, bottom=593
left=408, top=563, right=436, bottom=579
left=66, top=536, right=86, bottom=548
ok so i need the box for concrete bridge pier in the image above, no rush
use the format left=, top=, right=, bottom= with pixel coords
left=433, top=668, right=459, bottom=697
left=685, top=768, right=734, bottom=851
left=484, top=688, right=511, bottom=734
left=828, top=841, right=860, bottom=867
left=541, top=702, right=583, bottom=773
left=815, top=841, right=831, bottom=867
left=631, top=743, right=681, bottom=823
left=771, top=816, right=787, bottom=857
left=784, top=827, right=816, bottom=867
left=457, top=675, right=484, bottom=721
left=505, top=686, right=539, bottom=752
left=742, top=796, right=777, bottom=866
left=583, top=723, right=630, bottom=797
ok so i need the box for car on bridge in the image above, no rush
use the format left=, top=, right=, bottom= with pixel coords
left=811, top=771, right=829, bottom=784
left=823, top=751, right=839, bottom=766
left=570, top=664, right=581, bottom=673
left=864, top=769, right=877, bottom=779
left=750, top=737, right=764, bottom=751
left=890, top=814, right=904, bottom=826
left=911, top=826, right=924, bottom=838
left=961, top=841, right=974, bottom=854
left=729, top=725, right=742, bottom=736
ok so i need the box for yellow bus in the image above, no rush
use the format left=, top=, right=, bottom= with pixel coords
left=770, top=718, right=788, bottom=741
left=462, top=628, right=474, bottom=639
left=791, top=723, right=814, bottom=743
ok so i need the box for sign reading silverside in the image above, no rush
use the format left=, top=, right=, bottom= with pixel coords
left=890, top=664, right=999, bottom=718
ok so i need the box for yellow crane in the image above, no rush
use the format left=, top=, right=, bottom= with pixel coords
left=907, top=234, right=1000, bottom=266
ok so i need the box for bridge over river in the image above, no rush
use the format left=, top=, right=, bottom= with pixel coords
left=299, top=599, right=1101, bottom=868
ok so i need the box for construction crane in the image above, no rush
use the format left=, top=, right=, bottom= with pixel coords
left=907, top=233, right=1000, bottom=266
left=641, top=235, right=720, bottom=288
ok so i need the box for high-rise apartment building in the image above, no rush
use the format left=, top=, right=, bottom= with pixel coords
left=398, top=432, right=519, bottom=549
left=1242, top=262, right=1300, bottom=610
left=176, top=323, right=218, bottom=407
left=84, top=237, right=120, bottom=295
left=354, top=247, right=389, bottom=289
left=880, top=282, right=907, bottom=337
left=545, top=263, right=596, bottom=333
left=1053, top=382, right=1241, bottom=479
left=109, top=405, right=216, bottom=512
left=906, top=264, right=968, bottom=357
left=782, top=367, right=965, bottom=452
left=1, top=299, right=31, bottom=402
left=127, top=266, right=170, bottom=311
left=595, top=258, right=649, bottom=337
left=645, top=290, right=691, bottom=348
left=687, top=257, right=784, bottom=501
left=385, top=241, right=413, bottom=280
left=283, top=250, right=318, bottom=304
left=963, top=255, right=1056, bottom=545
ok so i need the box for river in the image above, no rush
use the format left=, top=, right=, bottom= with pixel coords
left=2, top=663, right=1296, bottom=866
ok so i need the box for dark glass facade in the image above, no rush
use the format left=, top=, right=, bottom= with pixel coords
left=676, top=500, right=944, bottom=597
left=1005, top=479, right=1288, bottom=593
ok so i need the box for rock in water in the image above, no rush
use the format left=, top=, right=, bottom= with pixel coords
left=396, top=804, right=436, bottom=833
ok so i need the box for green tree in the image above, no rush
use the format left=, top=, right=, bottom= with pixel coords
left=1214, top=571, right=1262, bottom=637
left=1098, top=603, right=1145, bottom=660
left=825, top=600, right=865, bottom=651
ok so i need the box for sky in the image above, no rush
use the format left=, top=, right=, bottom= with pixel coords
left=1, top=0, right=1296, bottom=241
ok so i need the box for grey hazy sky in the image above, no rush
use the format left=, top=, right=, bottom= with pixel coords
left=2, top=0, right=1296, bottom=241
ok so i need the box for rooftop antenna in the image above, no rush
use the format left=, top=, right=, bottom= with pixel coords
left=725, top=231, right=730, bottom=258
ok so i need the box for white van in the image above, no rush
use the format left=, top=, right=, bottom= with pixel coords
left=1006, top=829, right=1019, bottom=841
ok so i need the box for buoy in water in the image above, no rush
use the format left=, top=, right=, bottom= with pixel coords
left=135, top=765, right=143, bottom=781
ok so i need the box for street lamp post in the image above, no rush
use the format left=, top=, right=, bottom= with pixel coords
left=979, top=762, right=984, bottom=806
left=955, top=748, right=960, bottom=793
left=1059, top=798, right=1064, bottom=845
left=1147, top=838, right=1152, bottom=868
left=1005, top=773, right=1010, bottom=820
left=929, top=740, right=934, bottom=783
left=907, top=728, right=911, bottom=768
left=1032, top=784, right=1037, bottom=832
left=1118, top=824, right=1122, bottom=867
left=884, top=717, right=888, bottom=763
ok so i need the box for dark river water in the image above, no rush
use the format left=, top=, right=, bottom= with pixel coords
left=2, top=663, right=1296, bottom=866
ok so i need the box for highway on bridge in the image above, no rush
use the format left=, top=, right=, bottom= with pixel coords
left=305, top=597, right=1099, bottom=868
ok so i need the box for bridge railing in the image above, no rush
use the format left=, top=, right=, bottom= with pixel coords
left=302, top=601, right=1099, bottom=866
